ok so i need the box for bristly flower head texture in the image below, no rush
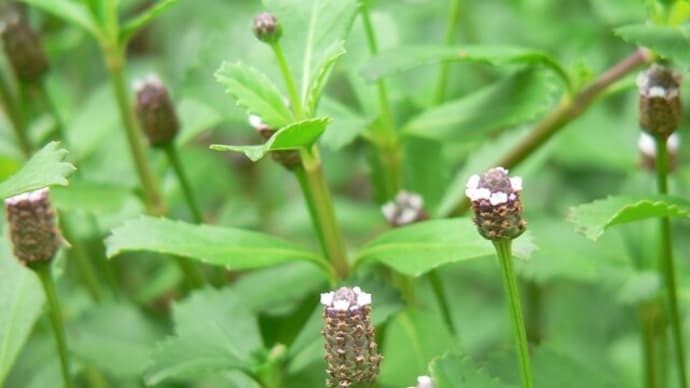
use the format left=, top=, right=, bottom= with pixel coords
left=321, top=286, right=382, bottom=388
left=639, top=131, right=680, bottom=173
left=637, top=64, right=682, bottom=139
left=0, top=9, right=49, bottom=82
left=5, top=187, right=60, bottom=266
left=253, top=12, right=282, bottom=44
left=134, top=74, right=180, bottom=147
left=248, top=114, right=301, bottom=169
left=465, top=167, right=526, bottom=240
left=407, top=375, right=435, bottom=388
left=381, top=191, right=428, bottom=227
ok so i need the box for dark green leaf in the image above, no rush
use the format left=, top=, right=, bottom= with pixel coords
left=567, top=195, right=690, bottom=241
left=119, top=0, right=178, bottom=44
left=615, top=24, right=690, bottom=69
left=210, top=117, right=329, bottom=161
left=354, top=219, right=536, bottom=277
left=0, top=142, right=75, bottom=199
left=431, top=353, right=513, bottom=388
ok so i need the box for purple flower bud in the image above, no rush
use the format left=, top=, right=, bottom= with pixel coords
left=5, top=188, right=60, bottom=266
left=0, top=12, right=48, bottom=82
left=637, top=64, right=682, bottom=139
left=381, top=191, right=428, bottom=227
left=253, top=13, right=282, bottom=44
left=134, top=75, right=180, bottom=147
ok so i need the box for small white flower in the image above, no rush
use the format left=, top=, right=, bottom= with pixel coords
left=466, top=174, right=480, bottom=189
left=668, top=132, right=680, bottom=151
left=5, top=187, right=49, bottom=205
left=649, top=86, right=667, bottom=98
left=320, top=292, right=334, bottom=306
left=398, top=208, right=418, bottom=225
left=489, top=192, right=508, bottom=205
left=357, top=291, right=372, bottom=306
left=332, top=300, right=350, bottom=311
left=248, top=114, right=264, bottom=128
left=417, top=375, right=434, bottom=388
left=510, top=176, right=523, bottom=191
left=406, top=192, right=423, bottom=209
left=381, top=202, right=396, bottom=220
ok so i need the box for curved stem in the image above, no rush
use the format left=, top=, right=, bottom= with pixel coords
left=162, top=143, right=203, bottom=224
left=59, top=214, right=103, bottom=302
left=34, top=263, right=74, bottom=388
left=493, top=239, right=533, bottom=388
left=270, top=42, right=303, bottom=119
left=37, top=80, right=68, bottom=146
left=432, top=0, right=463, bottom=105
left=654, top=134, right=688, bottom=388
left=0, top=71, right=30, bottom=157
left=428, top=270, right=456, bottom=336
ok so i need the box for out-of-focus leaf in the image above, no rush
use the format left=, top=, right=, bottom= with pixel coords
left=210, top=118, right=329, bottom=161
left=431, top=353, right=514, bottom=388
left=354, top=219, right=536, bottom=277
left=403, top=69, right=556, bottom=141
left=318, top=98, right=369, bottom=151
left=144, top=288, right=263, bottom=385
left=403, top=136, right=448, bottom=214
left=567, top=195, right=690, bottom=241
left=176, top=98, right=224, bottom=145
left=51, top=181, right=139, bottom=214
left=119, top=0, right=178, bottom=44
left=106, top=216, right=332, bottom=277
left=21, top=0, right=101, bottom=39
left=361, top=45, right=570, bottom=89
left=532, top=345, right=623, bottom=388
left=215, top=62, right=294, bottom=128
left=0, top=142, right=75, bottom=199
left=615, top=24, right=690, bottom=69
left=305, top=41, right=346, bottom=115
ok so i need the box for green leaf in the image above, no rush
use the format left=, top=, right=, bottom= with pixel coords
left=354, top=219, right=536, bottom=277
left=402, top=69, right=557, bottom=141
left=360, top=45, right=571, bottom=90
left=615, top=24, right=690, bottom=69
left=210, top=117, right=329, bottom=161
left=215, top=62, right=294, bottom=128
left=0, top=246, right=44, bottom=385
left=144, top=288, right=264, bottom=385
left=304, top=41, right=347, bottom=115
left=21, top=0, right=102, bottom=40
left=318, top=97, right=370, bottom=150
left=567, top=195, right=690, bottom=241
left=532, top=345, right=623, bottom=388
left=431, top=353, right=513, bottom=388
left=119, top=0, right=178, bottom=44
left=176, top=98, right=224, bottom=145
left=105, top=216, right=332, bottom=278
left=0, top=142, right=75, bottom=199
left=51, top=181, right=140, bottom=214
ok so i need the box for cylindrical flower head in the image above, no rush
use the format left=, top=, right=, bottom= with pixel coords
left=381, top=191, right=428, bottom=227
left=134, top=75, right=180, bottom=147
left=638, top=131, right=679, bottom=173
left=321, top=287, right=382, bottom=388
left=253, top=12, right=282, bottom=44
left=249, top=114, right=301, bottom=169
left=465, top=167, right=526, bottom=240
left=637, top=64, right=682, bottom=139
left=0, top=13, right=49, bottom=82
left=5, top=187, right=60, bottom=266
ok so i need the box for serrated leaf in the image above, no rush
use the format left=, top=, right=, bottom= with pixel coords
left=0, top=142, right=75, bottom=199
left=567, top=195, right=690, bottom=241
left=403, top=69, right=556, bottom=141
left=105, top=216, right=332, bottom=278
left=210, top=117, right=329, bottom=161
left=354, top=219, right=536, bottom=277
left=215, top=62, right=294, bottom=128
left=615, top=24, right=690, bottom=69
left=119, top=0, right=177, bottom=44
left=431, top=353, right=514, bottom=388
left=144, top=288, right=263, bottom=385
left=361, top=45, right=571, bottom=89
left=21, top=0, right=102, bottom=39
left=305, top=41, right=346, bottom=115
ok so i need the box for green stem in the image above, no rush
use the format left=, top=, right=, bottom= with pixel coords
left=639, top=303, right=658, bottom=388
left=432, top=0, right=463, bottom=105
left=270, top=42, right=303, bottom=119
left=524, top=280, right=543, bottom=345
left=428, top=270, right=456, bottom=335
left=654, top=134, right=688, bottom=388
left=299, top=147, right=349, bottom=278
left=34, top=263, right=75, bottom=388
left=59, top=214, right=103, bottom=302
left=162, top=143, right=203, bottom=224
left=37, top=80, right=68, bottom=145
left=0, top=70, right=30, bottom=157
left=493, top=239, right=533, bottom=388
left=106, top=59, right=165, bottom=215
left=295, top=166, right=327, bottom=252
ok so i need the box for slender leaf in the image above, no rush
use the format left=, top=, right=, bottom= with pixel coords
left=361, top=45, right=571, bottom=89
left=119, top=0, right=178, bottom=44
left=215, top=62, right=294, bottom=128
left=305, top=40, right=346, bottom=115
left=354, top=219, right=536, bottom=277
left=210, top=117, right=329, bottom=161
left=106, top=216, right=331, bottom=277
left=402, top=69, right=557, bottom=141
left=615, top=24, right=690, bottom=69
left=567, top=195, right=690, bottom=241
left=21, top=0, right=102, bottom=39
left=431, top=353, right=513, bottom=388
left=0, top=142, right=75, bottom=199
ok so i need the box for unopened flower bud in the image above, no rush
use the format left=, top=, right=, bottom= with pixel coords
left=5, top=188, right=60, bottom=266
left=407, top=376, right=435, bottom=388
left=465, top=167, right=526, bottom=240
left=639, top=131, right=679, bottom=173
left=253, top=13, right=282, bottom=44
left=637, top=64, right=682, bottom=139
left=134, top=75, right=179, bottom=147
left=0, top=13, right=48, bottom=82
left=248, top=114, right=301, bottom=169
left=321, top=286, right=382, bottom=388
left=381, top=191, right=428, bottom=227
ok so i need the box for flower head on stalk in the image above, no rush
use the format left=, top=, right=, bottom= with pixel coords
left=637, top=64, right=682, bottom=139
left=134, top=74, right=180, bottom=147
left=248, top=114, right=301, bottom=169
left=5, top=187, right=61, bottom=267
left=321, top=286, right=382, bottom=388
left=381, top=191, right=428, bottom=227
left=253, top=12, right=282, bottom=44
left=0, top=8, right=49, bottom=82
left=465, top=167, right=526, bottom=240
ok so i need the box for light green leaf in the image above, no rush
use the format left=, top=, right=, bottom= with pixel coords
left=317, top=97, right=370, bottom=151
left=119, top=0, right=178, bottom=44
left=144, top=288, right=263, bottom=385
left=354, top=219, right=536, bottom=277
left=305, top=41, right=346, bottom=115
left=403, top=69, right=557, bottom=141
left=0, top=142, right=76, bottom=199
left=215, top=62, right=294, bottom=128
left=21, top=0, right=102, bottom=40
left=361, top=45, right=571, bottom=89
left=176, top=98, right=224, bottom=145
left=210, top=117, right=329, bottom=161
left=106, top=216, right=332, bottom=278
left=567, top=195, right=690, bottom=241
left=51, top=181, right=139, bottom=214
left=615, top=24, right=690, bottom=69
left=431, top=353, right=514, bottom=388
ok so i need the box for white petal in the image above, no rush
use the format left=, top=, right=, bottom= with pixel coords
left=638, top=132, right=656, bottom=157
left=357, top=292, right=372, bottom=306
left=417, top=375, right=434, bottom=388
left=489, top=192, right=508, bottom=205
left=398, top=208, right=418, bottom=225
left=649, top=86, right=667, bottom=98
left=248, top=114, right=263, bottom=128
left=495, top=166, right=509, bottom=174
left=407, top=193, right=423, bottom=209
left=510, top=176, right=523, bottom=191
left=333, top=300, right=350, bottom=311
left=381, top=202, right=396, bottom=220
left=320, top=292, right=334, bottom=306
left=466, top=174, right=480, bottom=189
left=668, top=133, right=681, bottom=151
